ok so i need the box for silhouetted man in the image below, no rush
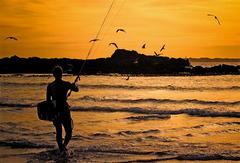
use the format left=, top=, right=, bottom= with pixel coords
left=47, top=66, right=79, bottom=154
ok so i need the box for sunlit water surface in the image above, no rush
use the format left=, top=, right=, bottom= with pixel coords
left=0, top=74, right=239, bottom=162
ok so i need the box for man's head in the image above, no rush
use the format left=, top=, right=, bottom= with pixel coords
left=52, top=66, right=63, bottom=80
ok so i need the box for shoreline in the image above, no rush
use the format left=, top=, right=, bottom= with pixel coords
left=0, top=111, right=239, bottom=162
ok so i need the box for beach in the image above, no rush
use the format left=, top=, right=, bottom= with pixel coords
left=0, top=74, right=240, bottom=162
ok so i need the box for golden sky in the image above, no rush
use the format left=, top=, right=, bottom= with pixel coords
left=0, top=0, right=240, bottom=59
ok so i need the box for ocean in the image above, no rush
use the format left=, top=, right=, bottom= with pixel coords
left=0, top=74, right=240, bottom=162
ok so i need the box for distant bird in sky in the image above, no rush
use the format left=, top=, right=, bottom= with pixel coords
left=109, top=42, right=118, bottom=49
left=5, top=36, right=18, bottom=41
left=154, top=51, right=160, bottom=56
left=207, top=14, right=221, bottom=25
left=116, top=29, right=126, bottom=33
left=142, top=43, right=146, bottom=49
left=89, top=39, right=100, bottom=42
left=160, top=44, right=165, bottom=52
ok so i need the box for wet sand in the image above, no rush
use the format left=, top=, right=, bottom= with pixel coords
left=0, top=108, right=239, bottom=162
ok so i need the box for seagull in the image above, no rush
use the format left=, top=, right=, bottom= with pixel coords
left=116, top=29, right=126, bottom=33
left=142, top=43, right=146, bottom=49
left=89, top=39, right=100, bottom=42
left=207, top=14, right=221, bottom=25
left=154, top=51, right=160, bottom=56
left=160, top=44, right=165, bottom=52
left=109, top=42, right=118, bottom=49
left=5, top=36, right=18, bottom=41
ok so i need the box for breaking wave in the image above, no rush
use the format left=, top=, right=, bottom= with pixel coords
left=116, top=129, right=160, bottom=136
left=175, top=154, right=240, bottom=161
left=2, top=96, right=239, bottom=109
left=0, top=102, right=35, bottom=108
left=71, top=106, right=240, bottom=118
left=80, top=84, right=240, bottom=91
left=126, top=154, right=240, bottom=161
left=1, top=82, right=240, bottom=91
left=0, top=140, right=54, bottom=148
left=126, top=115, right=171, bottom=121
left=28, top=148, right=240, bottom=162
left=0, top=82, right=48, bottom=87
left=77, top=96, right=240, bottom=106
left=1, top=101, right=239, bottom=118
left=91, top=132, right=113, bottom=137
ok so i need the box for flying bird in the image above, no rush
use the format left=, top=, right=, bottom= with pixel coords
left=116, top=29, right=126, bottom=33
left=207, top=14, right=221, bottom=25
left=154, top=51, right=160, bottom=56
left=109, top=42, right=118, bottom=49
left=160, top=44, right=165, bottom=52
left=89, top=39, right=100, bottom=42
left=142, top=43, right=146, bottom=49
left=5, top=36, right=18, bottom=41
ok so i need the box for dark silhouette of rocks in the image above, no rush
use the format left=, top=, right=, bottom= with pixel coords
left=0, top=49, right=239, bottom=75
left=110, top=49, right=189, bottom=74
left=189, top=58, right=240, bottom=63
left=190, top=64, right=240, bottom=75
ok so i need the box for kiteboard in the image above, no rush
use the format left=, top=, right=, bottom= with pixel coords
left=37, top=101, right=56, bottom=121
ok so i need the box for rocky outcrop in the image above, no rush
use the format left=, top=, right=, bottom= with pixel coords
left=0, top=49, right=239, bottom=75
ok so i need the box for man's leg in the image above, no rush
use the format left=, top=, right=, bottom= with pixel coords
left=53, top=120, right=63, bottom=151
left=62, top=117, right=73, bottom=148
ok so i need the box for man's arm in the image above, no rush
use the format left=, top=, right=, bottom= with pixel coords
left=70, top=83, right=79, bottom=92
left=67, top=81, right=79, bottom=92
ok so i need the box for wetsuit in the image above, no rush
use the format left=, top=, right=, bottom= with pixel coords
left=47, top=79, right=78, bottom=150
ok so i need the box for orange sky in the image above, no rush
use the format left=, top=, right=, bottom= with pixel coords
left=0, top=0, right=240, bottom=59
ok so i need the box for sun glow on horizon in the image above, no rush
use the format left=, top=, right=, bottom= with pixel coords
left=0, top=0, right=240, bottom=59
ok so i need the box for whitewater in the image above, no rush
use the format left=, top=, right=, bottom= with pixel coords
left=0, top=74, right=239, bottom=162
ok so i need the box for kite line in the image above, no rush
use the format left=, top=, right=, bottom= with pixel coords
left=68, top=0, right=116, bottom=97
